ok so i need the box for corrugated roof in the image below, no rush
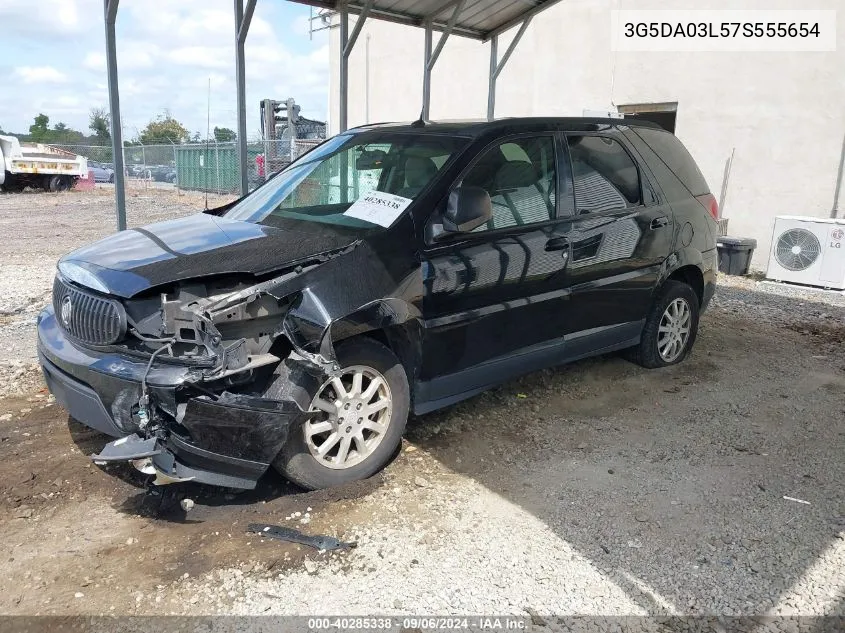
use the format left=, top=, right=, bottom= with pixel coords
left=290, top=0, right=562, bottom=40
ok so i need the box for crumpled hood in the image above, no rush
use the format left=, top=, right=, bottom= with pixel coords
left=60, top=213, right=359, bottom=298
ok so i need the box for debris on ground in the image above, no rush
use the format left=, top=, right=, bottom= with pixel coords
left=783, top=496, right=811, bottom=505
left=247, top=524, right=357, bottom=551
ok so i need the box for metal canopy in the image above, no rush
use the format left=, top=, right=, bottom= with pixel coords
left=291, top=0, right=561, bottom=41
left=103, top=0, right=560, bottom=230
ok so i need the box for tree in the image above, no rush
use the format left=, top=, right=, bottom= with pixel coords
left=213, top=126, right=236, bottom=142
left=29, top=113, right=50, bottom=142
left=139, top=112, right=190, bottom=144
left=89, top=107, right=111, bottom=142
left=51, top=122, right=84, bottom=143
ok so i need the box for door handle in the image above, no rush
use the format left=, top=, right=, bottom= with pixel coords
left=650, top=216, right=670, bottom=230
left=545, top=236, right=569, bottom=252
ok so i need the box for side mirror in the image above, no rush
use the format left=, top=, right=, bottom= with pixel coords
left=442, top=186, right=492, bottom=233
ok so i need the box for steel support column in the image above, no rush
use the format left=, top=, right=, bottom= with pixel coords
left=338, top=3, right=349, bottom=132
left=104, top=0, right=126, bottom=231
left=486, top=17, right=532, bottom=121
left=235, top=0, right=256, bottom=196
left=832, top=132, right=845, bottom=218
left=486, top=34, right=497, bottom=121
left=421, top=19, right=433, bottom=120
left=338, top=0, right=372, bottom=132
left=421, top=0, right=465, bottom=121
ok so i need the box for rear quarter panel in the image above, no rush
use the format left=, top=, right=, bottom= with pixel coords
left=621, top=126, right=718, bottom=304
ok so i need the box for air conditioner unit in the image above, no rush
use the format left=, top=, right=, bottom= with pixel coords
left=766, top=216, right=845, bottom=290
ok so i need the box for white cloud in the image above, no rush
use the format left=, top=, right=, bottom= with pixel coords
left=167, top=46, right=231, bottom=70
left=83, top=52, right=106, bottom=72
left=13, top=66, right=68, bottom=84
left=0, top=0, right=87, bottom=37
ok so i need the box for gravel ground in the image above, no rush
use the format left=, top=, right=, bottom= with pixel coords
left=0, top=190, right=843, bottom=622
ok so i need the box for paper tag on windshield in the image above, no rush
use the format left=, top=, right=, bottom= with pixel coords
left=343, top=191, right=413, bottom=227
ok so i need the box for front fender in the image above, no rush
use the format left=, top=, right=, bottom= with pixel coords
left=282, top=291, right=422, bottom=377
left=277, top=240, right=423, bottom=377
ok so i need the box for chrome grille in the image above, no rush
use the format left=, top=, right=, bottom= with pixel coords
left=52, top=276, right=127, bottom=346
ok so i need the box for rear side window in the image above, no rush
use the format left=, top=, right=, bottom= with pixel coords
left=566, top=135, right=641, bottom=214
left=632, top=127, right=709, bottom=196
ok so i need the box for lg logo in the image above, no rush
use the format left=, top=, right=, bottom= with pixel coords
left=831, top=228, right=844, bottom=248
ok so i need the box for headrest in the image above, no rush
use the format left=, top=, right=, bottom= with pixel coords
left=495, top=161, right=539, bottom=189
left=405, top=156, right=437, bottom=187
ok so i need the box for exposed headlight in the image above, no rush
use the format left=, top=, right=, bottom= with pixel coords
left=57, top=261, right=110, bottom=294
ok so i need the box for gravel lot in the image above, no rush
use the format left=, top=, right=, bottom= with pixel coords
left=0, top=189, right=843, bottom=623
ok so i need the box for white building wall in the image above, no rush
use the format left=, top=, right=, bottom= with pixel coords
left=330, top=0, right=845, bottom=268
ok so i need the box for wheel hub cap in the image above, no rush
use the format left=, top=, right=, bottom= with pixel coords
left=657, top=298, right=691, bottom=363
left=304, top=365, right=392, bottom=470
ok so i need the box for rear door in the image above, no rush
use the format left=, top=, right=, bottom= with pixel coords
left=418, top=134, right=574, bottom=404
left=557, top=130, right=675, bottom=339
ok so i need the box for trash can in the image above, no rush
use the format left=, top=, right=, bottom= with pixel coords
left=716, top=236, right=757, bottom=275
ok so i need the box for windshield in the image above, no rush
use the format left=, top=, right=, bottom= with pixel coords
left=224, top=132, right=468, bottom=233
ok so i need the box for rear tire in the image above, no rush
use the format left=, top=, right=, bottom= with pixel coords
left=48, top=175, right=69, bottom=192
left=627, top=280, right=699, bottom=369
left=269, top=337, right=409, bottom=490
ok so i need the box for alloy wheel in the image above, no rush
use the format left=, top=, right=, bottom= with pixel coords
left=657, top=298, right=691, bottom=363
left=304, top=365, right=392, bottom=469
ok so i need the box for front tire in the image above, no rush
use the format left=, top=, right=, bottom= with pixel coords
left=269, top=337, right=409, bottom=490
left=628, top=280, right=699, bottom=369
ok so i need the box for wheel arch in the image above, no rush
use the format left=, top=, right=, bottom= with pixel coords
left=327, top=299, right=423, bottom=388
left=666, top=265, right=704, bottom=306
left=659, top=249, right=706, bottom=306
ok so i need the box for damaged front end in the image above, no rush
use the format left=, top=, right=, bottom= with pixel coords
left=90, top=393, right=308, bottom=489
left=39, top=247, right=368, bottom=489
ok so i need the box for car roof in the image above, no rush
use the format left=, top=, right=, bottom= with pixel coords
left=347, top=117, right=664, bottom=137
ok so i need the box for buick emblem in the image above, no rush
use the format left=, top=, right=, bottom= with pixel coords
left=61, top=295, right=73, bottom=327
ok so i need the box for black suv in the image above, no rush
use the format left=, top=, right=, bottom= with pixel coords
left=38, top=118, right=717, bottom=491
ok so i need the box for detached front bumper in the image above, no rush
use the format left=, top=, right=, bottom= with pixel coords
left=37, top=306, right=307, bottom=489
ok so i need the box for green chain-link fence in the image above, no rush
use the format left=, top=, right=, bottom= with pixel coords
left=51, top=138, right=323, bottom=194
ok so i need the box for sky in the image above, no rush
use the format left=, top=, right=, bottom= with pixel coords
left=0, top=0, right=330, bottom=140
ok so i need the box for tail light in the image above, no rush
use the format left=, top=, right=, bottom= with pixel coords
left=696, top=193, right=719, bottom=220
